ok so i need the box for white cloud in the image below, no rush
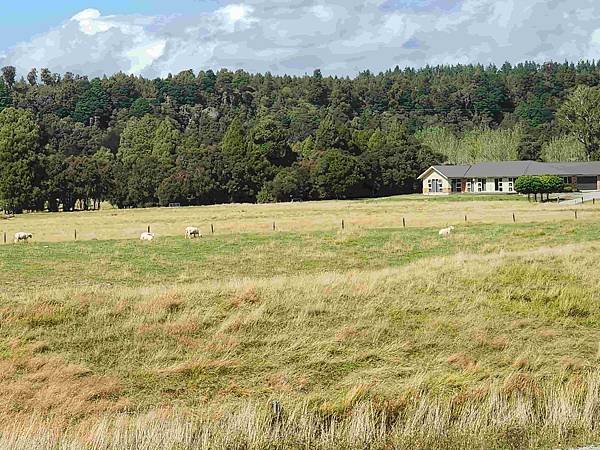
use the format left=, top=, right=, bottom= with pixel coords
left=2, top=0, right=600, bottom=78
left=71, top=8, right=113, bottom=35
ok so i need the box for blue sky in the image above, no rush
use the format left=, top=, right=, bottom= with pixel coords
left=1, top=1, right=600, bottom=77
left=0, top=1, right=219, bottom=50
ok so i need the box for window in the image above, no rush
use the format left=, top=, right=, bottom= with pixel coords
left=428, top=178, right=442, bottom=193
left=495, top=178, right=502, bottom=192
left=563, top=177, right=571, bottom=185
left=478, top=178, right=486, bottom=192
left=507, top=178, right=515, bottom=193
left=451, top=179, right=462, bottom=192
left=466, top=180, right=472, bottom=192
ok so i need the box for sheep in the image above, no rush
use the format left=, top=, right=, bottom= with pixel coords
left=14, top=232, right=33, bottom=243
left=438, top=226, right=455, bottom=237
left=140, top=232, right=155, bottom=241
left=185, top=226, right=201, bottom=239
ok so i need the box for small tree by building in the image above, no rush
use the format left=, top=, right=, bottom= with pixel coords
left=515, top=175, right=564, bottom=202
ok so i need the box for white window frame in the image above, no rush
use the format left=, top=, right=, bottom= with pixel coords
left=477, top=178, right=486, bottom=192
left=507, top=178, right=515, bottom=192
left=451, top=179, right=462, bottom=192
left=495, top=178, right=503, bottom=192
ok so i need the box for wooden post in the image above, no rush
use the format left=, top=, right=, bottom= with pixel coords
left=464, top=214, right=467, bottom=223
left=402, top=217, right=406, bottom=228
left=575, top=210, right=578, bottom=220
left=74, top=229, right=77, bottom=240
left=147, top=225, right=151, bottom=233
left=341, top=219, right=345, bottom=230
left=512, top=213, right=516, bottom=223
left=211, top=224, right=214, bottom=235
left=272, top=222, right=276, bottom=231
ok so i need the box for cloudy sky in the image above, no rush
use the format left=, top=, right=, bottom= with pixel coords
left=1, top=0, right=600, bottom=78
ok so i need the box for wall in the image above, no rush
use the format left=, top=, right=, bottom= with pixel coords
left=422, top=171, right=450, bottom=194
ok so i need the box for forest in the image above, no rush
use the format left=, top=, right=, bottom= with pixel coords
left=1, top=61, right=600, bottom=213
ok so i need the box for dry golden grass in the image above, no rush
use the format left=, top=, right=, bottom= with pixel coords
left=2, top=197, right=600, bottom=448
left=0, top=194, right=597, bottom=243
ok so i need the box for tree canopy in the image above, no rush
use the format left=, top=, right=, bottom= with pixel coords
left=0, top=60, right=600, bottom=212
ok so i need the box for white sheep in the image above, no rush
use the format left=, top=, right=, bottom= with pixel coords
left=185, top=226, right=201, bottom=239
left=140, top=232, right=155, bottom=241
left=438, top=226, right=455, bottom=237
left=14, top=232, right=33, bottom=243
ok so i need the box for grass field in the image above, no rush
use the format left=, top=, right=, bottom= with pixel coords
left=2, top=194, right=600, bottom=449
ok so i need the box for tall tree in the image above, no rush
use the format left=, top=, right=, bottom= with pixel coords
left=0, top=79, right=10, bottom=112
left=558, top=85, right=600, bottom=160
left=27, top=68, right=38, bottom=87
left=72, top=79, right=111, bottom=125
left=0, top=108, right=40, bottom=213
left=1, top=66, right=16, bottom=89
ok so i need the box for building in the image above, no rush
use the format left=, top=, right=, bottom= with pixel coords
left=418, top=161, right=600, bottom=194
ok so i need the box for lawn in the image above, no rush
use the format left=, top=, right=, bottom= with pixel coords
left=2, top=197, right=600, bottom=449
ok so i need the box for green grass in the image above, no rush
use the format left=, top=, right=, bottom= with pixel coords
left=2, top=221, right=599, bottom=293
left=366, top=193, right=529, bottom=202
left=3, top=202, right=600, bottom=449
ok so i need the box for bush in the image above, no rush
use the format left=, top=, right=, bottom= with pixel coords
left=515, top=175, right=564, bottom=201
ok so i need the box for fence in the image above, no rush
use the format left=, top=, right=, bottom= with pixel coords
left=1, top=206, right=595, bottom=245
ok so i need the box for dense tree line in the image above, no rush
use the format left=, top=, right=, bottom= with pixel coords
left=1, top=61, right=600, bottom=212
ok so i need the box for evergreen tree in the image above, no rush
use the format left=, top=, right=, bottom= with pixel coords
left=0, top=108, right=40, bottom=213
left=0, top=79, right=10, bottom=112
left=72, top=78, right=111, bottom=125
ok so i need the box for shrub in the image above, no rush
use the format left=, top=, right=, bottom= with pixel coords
left=515, top=175, right=564, bottom=201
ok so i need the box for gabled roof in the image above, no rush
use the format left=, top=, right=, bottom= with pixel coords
left=418, top=165, right=470, bottom=179
left=418, top=161, right=600, bottom=180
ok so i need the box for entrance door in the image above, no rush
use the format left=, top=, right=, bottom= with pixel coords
left=429, top=179, right=442, bottom=193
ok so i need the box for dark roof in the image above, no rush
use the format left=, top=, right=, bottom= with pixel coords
left=419, top=161, right=600, bottom=179
left=466, top=161, right=535, bottom=177
left=428, top=165, right=471, bottom=178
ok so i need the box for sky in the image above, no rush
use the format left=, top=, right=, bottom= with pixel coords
left=1, top=0, right=600, bottom=78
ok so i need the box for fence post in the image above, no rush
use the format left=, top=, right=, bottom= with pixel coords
left=147, top=225, right=151, bottom=233
left=512, top=213, right=516, bottom=223
left=341, top=219, right=345, bottom=230
left=403, top=217, right=406, bottom=228
left=464, top=214, right=467, bottom=223
left=575, top=210, right=578, bottom=220
left=272, top=222, right=276, bottom=231
left=74, top=229, right=77, bottom=240
left=211, top=224, right=214, bottom=235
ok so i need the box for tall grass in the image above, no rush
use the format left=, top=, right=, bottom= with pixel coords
left=3, top=205, right=600, bottom=448
left=2, top=375, right=600, bottom=449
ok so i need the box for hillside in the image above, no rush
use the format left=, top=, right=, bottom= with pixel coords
left=2, top=61, right=600, bottom=213
left=1, top=198, right=600, bottom=448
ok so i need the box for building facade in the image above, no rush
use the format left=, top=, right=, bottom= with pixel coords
left=418, top=161, right=600, bottom=195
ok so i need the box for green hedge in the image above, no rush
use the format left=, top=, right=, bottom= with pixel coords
left=515, top=175, right=565, bottom=197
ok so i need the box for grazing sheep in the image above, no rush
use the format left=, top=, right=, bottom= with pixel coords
left=140, top=232, right=155, bottom=241
left=14, top=232, right=33, bottom=243
left=185, top=227, right=201, bottom=239
left=438, top=226, right=455, bottom=237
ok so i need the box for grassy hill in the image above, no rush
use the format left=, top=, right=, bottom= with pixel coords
left=1, top=197, right=600, bottom=449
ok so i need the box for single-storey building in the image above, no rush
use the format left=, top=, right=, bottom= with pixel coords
left=418, top=161, right=600, bottom=194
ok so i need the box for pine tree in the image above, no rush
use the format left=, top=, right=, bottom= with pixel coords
left=0, top=108, right=40, bottom=213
